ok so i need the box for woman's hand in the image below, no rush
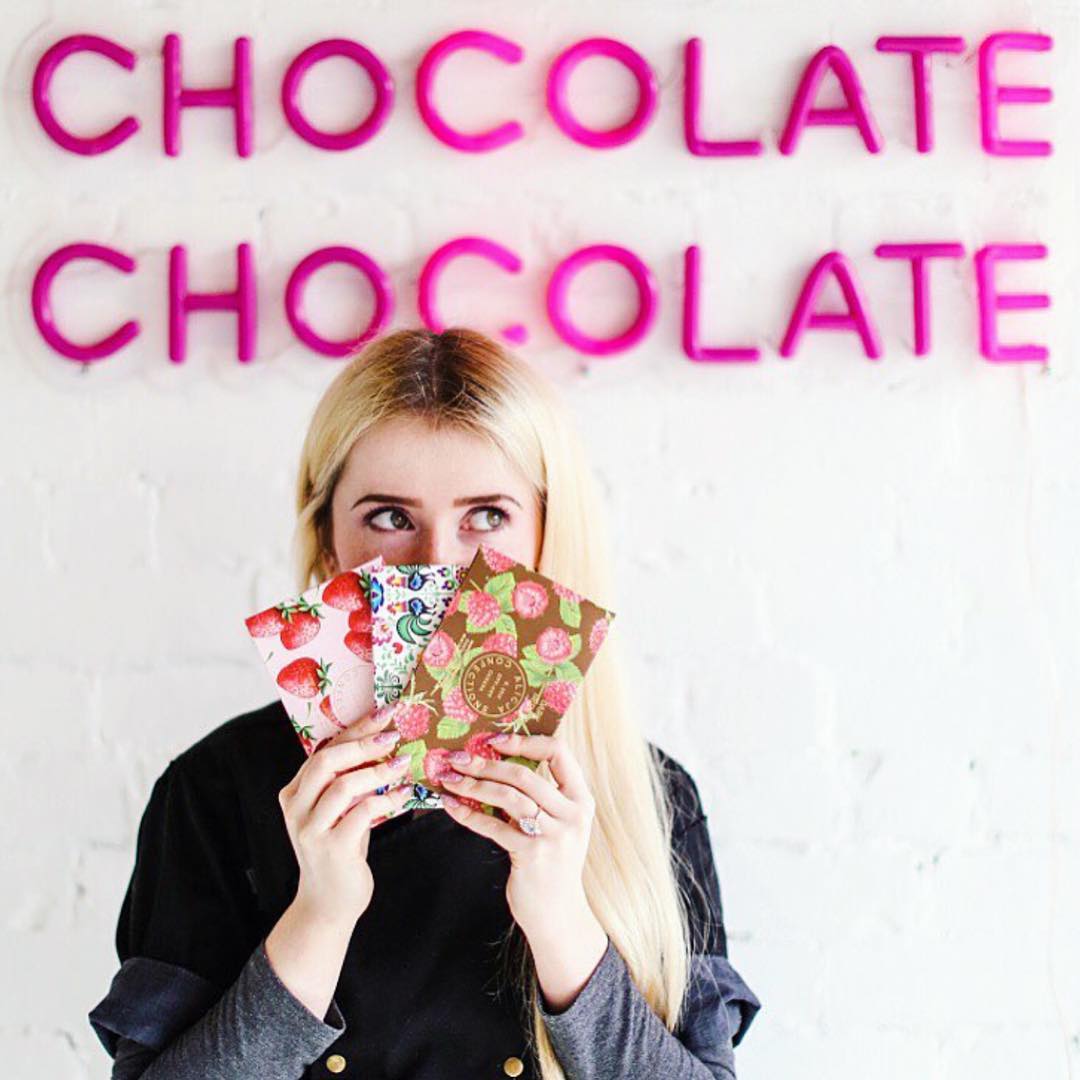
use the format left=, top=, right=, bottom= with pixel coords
left=277, top=707, right=416, bottom=929
left=438, top=732, right=610, bottom=1008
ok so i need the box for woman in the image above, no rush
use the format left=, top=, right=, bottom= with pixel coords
left=88, top=327, right=762, bottom=1079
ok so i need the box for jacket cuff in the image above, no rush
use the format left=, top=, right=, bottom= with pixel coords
left=88, top=939, right=346, bottom=1060
left=537, top=935, right=619, bottom=1024
left=88, top=955, right=226, bottom=1056
left=682, top=952, right=763, bottom=1049
left=253, top=936, right=347, bottom=1036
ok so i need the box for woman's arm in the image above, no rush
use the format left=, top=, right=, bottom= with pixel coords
left=535, top=756, right=762, bottom=1080
left=88, top=753, right=367, bottom=1079
left=538, top=935, right=739, bottom=1079
left=108, top=928, right=346, bottom=1080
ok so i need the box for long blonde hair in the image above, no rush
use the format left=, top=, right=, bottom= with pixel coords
left=292, top=327, right=698, bottom=1077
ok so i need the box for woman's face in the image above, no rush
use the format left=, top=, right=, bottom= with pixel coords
left=325, top=414, right=543, bottom=575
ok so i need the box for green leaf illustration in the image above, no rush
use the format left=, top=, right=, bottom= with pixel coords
left=520, top=655, right=552, bottom=687
left=506, top=754, right=540, bottom=772
left=485, top=571, right=516, bottom=609
left=494, top=613, right=517, bottom=636
left=560, top=597, right=582, bottom=628
left=399, top=738, right=429, bottom=780
left=436, top=716, right=471, bottom=740
left=554, top=660, right=583, bottom=683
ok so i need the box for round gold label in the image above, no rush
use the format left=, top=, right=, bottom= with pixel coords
left=460, top=652, right=528, bottom=718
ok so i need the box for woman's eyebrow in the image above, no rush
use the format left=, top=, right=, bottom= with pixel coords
left=351, top=492, right=522, bottom=510
left=454, top=493, right=523, bottom=509
left=352, top=493, right=422, bottom=509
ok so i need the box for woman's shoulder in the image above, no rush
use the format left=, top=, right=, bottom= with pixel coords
left=160, top=699, right=303, bottom=816
left=171, top=698, right=295, bottom=767
left=646, top=741, right=708, bottom=838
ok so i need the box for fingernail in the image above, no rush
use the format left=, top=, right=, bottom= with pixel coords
left=489, top=733, right=510, bottom=744
left=391, top=753, right=411, bottom=767
left=442, top=770, right=465, bottom=782
left=449, top=750, right=471, bottom=764
left=442, top=793, right=460, bottom=807
left=374, top=730, right=400, bottom=744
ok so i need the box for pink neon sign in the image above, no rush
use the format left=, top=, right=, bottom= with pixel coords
left=26, top=29, right=1056, bottom=364
left=30, top=30, right=1054, bottom=157
left=30, top=240, right=1050, bottom=364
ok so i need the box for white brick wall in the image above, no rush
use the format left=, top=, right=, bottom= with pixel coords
left=2, top=2, right=1078, bottom=1076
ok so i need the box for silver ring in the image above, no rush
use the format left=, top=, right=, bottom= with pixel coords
left=516, top=814, right=543, bottom=837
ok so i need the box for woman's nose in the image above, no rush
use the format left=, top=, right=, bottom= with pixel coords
left=407, top=528, right=465, bottom=568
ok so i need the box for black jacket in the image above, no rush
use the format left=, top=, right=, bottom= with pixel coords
left=88, top=699, right=761, bottom=1078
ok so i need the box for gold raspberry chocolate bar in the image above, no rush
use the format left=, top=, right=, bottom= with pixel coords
left=376, top=542, right=616, bottom=816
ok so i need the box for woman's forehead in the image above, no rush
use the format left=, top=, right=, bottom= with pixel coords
left=338, top=417, right=529, bottom=501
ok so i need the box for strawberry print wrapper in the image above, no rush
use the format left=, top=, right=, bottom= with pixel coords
left=370, top=562, right=468, bottom=708
left=244, top=555, right=384, bottom=756
left=373, top=542, right=616, bottom=817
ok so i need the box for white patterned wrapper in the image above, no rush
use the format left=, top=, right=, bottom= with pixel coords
left=370, top=563, right=467, bottom=709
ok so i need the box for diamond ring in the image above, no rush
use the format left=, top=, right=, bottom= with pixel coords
left=516, top=814, right=543, bottom=837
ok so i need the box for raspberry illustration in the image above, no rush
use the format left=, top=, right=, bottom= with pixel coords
left=543, top=680, right=577, bottom=715
left=464, top=731, right=505, bottom=760
left=480, top=544, right=516, bottom=573
left=465, top=590, right=501, bottom=629
left=393, top=702, right=432, bottom=740
left=512, top=580, right=549, bottom=619
left=423, top=747, right=455, bottom=783
left=481, top=632, right=518, bottom=657
left=442, top=687, right=479, bottom=724
left=423, top=630, right=456, bottom=668
left=536, top=626, right=572, bottom=663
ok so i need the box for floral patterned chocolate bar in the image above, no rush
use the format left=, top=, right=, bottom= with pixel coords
left=244, top=555, right=384, bottom=756
left=369, top=562, right=467, bottom=708
left=377, top=542, right=616, bottom=816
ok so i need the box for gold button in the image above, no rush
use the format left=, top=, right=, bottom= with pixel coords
left=326, top=1053, right=347, bottom=1073
left=503, top=1056, right=524, bottom=1077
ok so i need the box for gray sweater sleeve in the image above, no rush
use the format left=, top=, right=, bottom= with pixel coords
left=109, top=936, right=345, bottom=1080
left=537, top=937, right=739, bottom=1080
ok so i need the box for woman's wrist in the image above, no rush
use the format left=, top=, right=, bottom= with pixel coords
left=524, top=895, right=610, bottom=1014
left=264, top=894, right=357, bottom=1023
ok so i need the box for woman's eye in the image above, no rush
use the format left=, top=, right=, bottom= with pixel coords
left=466, top=506, right=507, bottom=532
left=367, top=507, right=413, bottom=531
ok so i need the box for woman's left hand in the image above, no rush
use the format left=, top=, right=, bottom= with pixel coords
left=438, top=731, right=599, bottom=944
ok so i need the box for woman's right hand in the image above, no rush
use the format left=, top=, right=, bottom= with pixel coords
left=277, top=706, right=415, bottom=927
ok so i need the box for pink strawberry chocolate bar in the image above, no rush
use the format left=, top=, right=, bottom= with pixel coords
left=244, top=555, right=384, bottom=756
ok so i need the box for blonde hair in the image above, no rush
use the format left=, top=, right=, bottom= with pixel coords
left=292, top=327, right=698, bottom=1076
